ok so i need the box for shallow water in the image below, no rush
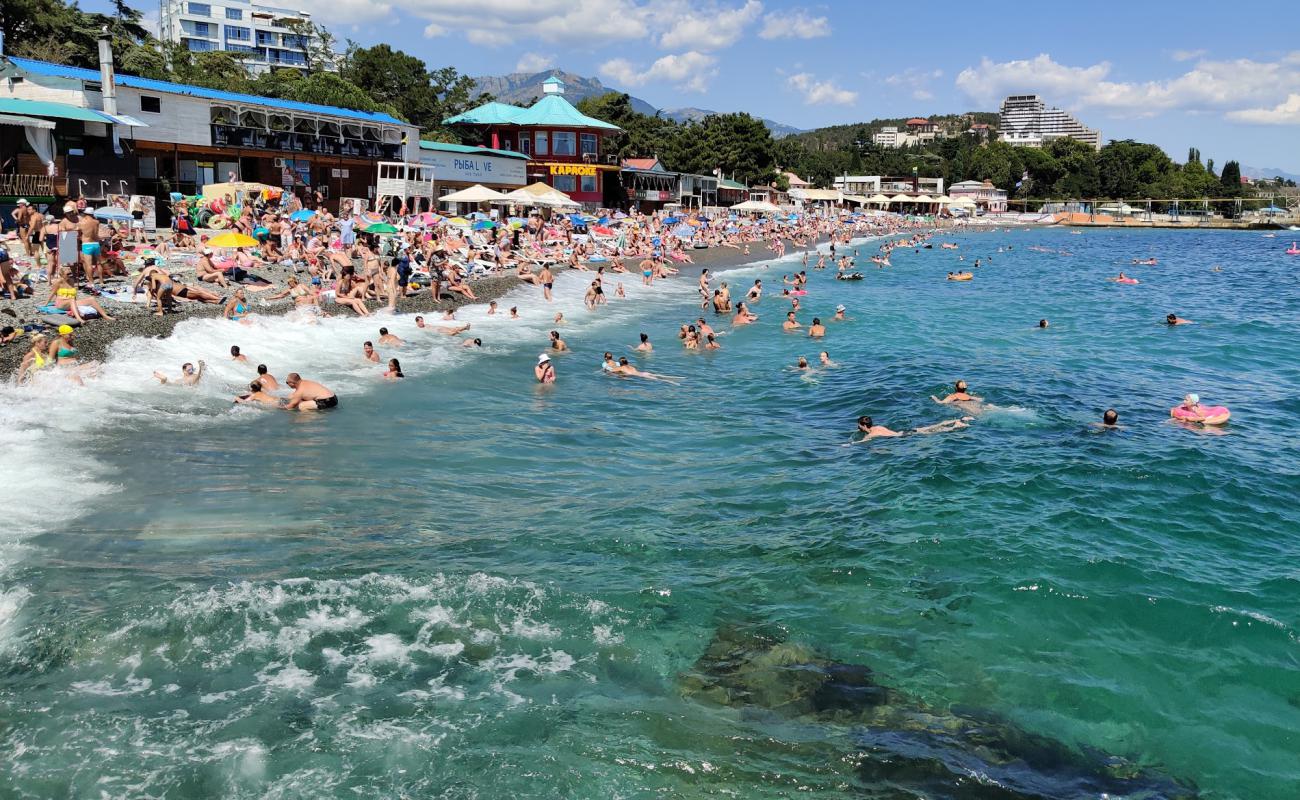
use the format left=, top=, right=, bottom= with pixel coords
left=1, top=228, right=1298, bottom=798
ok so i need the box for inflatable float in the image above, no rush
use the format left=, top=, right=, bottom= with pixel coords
left=1286, top=242, right=1300, bottom=255
left=1171, top=395, right=1230, bottom=425
left=947, top=272, right=973, bottom=281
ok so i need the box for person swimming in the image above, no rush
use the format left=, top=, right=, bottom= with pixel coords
left=1166, top=313, right=1193, bottom=325
left=855, top=414, right=971, bottom=440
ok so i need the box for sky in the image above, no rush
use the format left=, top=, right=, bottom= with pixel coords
left=112, top=0, right=1300, bottom=173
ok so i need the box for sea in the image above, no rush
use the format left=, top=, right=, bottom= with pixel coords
left=0, top=227, right=1297, bottom=799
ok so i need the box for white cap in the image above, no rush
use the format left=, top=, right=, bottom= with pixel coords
left=1185, top=393, right=1199, bottom=405
left=202, top=248, right=213, bottom=255
left=836, top=304, right=845, bottom=311
left=16, top=198, right=28, bottom=205
left=537, top=353, right=550, bottom=364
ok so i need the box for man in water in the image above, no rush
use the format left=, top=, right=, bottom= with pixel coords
left=234, top=379, right=278, bottom=406
left=535, top=353, right=556, bottom=383
left=282, top=373, right=337, bottom=410
left=833, top=305, right=846, bottom=321
left=362, top=341, right=380, bottom=363
left=1165, top=313, right=1193, bottom=325
left=230, top=345, right=248, bottom=363
left=1097, top=409, right=1121, bottom=429
left=153, top=360, right=205, bottom=386
left=635, top=333, right=653, bottom=352
left=782, top=311, right=802, bottom=331
left=819, top=351, right=836, bottom=366
left=856, top=414, right=971, bottom=440
left=1039, top=319, right=1049, bottom=328
left=256, top=364, right=279, bottom=391
left=808, top=317, right=826, bottom=338
left=932, top=380, right=981, bottom=406
left=414, top=315, right=427, bottom=329
left=550, top=330, right=569, bottom=352
left=378, top=327, right=405, bottom=346
left=616, top=356, right=678, bottom=383
left=747, top=279, right=763, bottom=302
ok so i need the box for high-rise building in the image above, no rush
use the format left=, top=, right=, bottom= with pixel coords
left=159, top=0, right=333, bottom=74
left=998, top=95, right=1101, bottom=150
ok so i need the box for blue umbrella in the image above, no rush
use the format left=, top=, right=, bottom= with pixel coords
left=672, top=224, right=694, bottom=237
left=92, top=206, right=133, bottom=221
left=289, top=209, right=316, bottom=221
left=597, top=216, right=611, bottom=225
left=472, top=220, right=496, bottom=230
left=568, top=213, right=586, bottom=225
left=661, top=216, right=680, bottom=225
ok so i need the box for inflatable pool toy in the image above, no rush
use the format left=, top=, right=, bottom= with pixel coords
left=947, top=272, right=973, bottom=281
left=1171, top=394, right=1230, bottom=425
left=1286, top=242, right=1300, bottom=255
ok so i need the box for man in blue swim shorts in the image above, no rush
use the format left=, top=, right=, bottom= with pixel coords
left=75, top=202, right=104, bottom=286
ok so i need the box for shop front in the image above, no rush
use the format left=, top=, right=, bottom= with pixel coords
left=528, top=162, right=619, bottom=208
left=420, top=141, right=528, bottom=211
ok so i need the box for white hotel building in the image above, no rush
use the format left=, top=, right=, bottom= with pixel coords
left=158, top=0, right=328, bottom=73
left=998, top=95, right=1101, bottom=150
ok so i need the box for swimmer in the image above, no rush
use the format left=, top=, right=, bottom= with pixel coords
left=635, top=333, right=653, bottom=352
left=255, top=364, right=279, bottom=390
left=819, top=351, right=835, bottom=366
left=833, top=305, right=846, bottom=321
left=550, top=330, right=568, bottom=352
left=746, top=279, right=763, bottom=302
left=510, top=307, right=520, bottom=319
left=383, top=358, right=404, bottom=379
left=1038, top=319, right=1049, bottom=329
left=782, top=311, right=802, bottom=331
left=362, top=341, right=380, bottom=363
left=932, top=380, right=982, bottom=406
left=535, top=353, right=556, bottom=383
left=703, top=333, right=721, bottom=350
left=615, top=283, right=626, bottom=299
left=230, top=345, right=248, bottom=363
left=1165, top=313, right=1193, bottom=326
left=378, top=327, right=405, bottom=346
left=1095, top=408, right=1122, bottom=429
left=808, top=318, right=826, bottom=338
left=282, top=373, right=338, bottom=410
left=234, top=379, right=278, bottom=405
left=415, top=316, right=427, bottom=329
left=461, top=337, right=483, bottom=348
left=153, top=360, right=205, bottom=386
left=554, top=312, right=565, bottom=325
left=796, top=356, right=810, bottom=370
left=855, top=414, right=971, bottom=440
left=1111, top=272, right=1139, bottom=284
left=1171, top=393, right=1230, bottom=425
left=436, top=323, right=472, bottom=336
left=616, top=356, right=679, bottom=384
left=488, top=301, right=498, bottom=316
left=732, top=302, right=758, bottom=325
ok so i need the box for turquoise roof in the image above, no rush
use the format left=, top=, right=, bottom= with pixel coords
left=511, top=95, right=621, bottom=131
left=444, top=95, right=620, bottom=132
left=442, top=101, right=527, bottom=126
left=419, top=140, right=529, bottom=160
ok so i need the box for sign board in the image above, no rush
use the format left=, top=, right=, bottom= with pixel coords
left=340, top=197, right=369, bottom=217
left=550, top=163, right=597, bottom=177
left=107, top=194, right=157, bottom=232
left=420, top=151, right=526, bottom=186
left=281, top=159, right=310, bottom=188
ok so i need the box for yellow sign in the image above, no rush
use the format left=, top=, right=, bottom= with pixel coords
left=549, top=163, right=597, bottom=177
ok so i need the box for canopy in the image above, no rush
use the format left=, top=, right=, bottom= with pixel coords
left=439, top=184, right=512, bottom=204
left=934, top=195, right=953, bottom=204
left=869, top=194, right=891, bottom=204
left=505, top=183, right=577, bottom=207
left=731, top=199, right=781, bottom=213
left=289, top=209, right=316, bottom=221
left=888, top=194, right=912, bottom=203
left=361, top=222, right=399, bottom=234
left=949, top=197, right=977, bottom=207
left=913, top=194, right=935, bottom=203
left=91, top=206, right=133, bottom=221
left=206, top=232, right=260, bottom=248
left=0, top=113, right=55, bottom=130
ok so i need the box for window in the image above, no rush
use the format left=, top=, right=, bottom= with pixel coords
left=185, top=38, right=213, bottom=51
left=580, top=174, right=597, bottom=194
left=518, top=136, right=531, bottom=156
left=551, top=131, right=576, bottom=156
left=140, top=95, right=161, bottom=113
left=226, top=7, right=242, bottom=18
left=552, top=175, right=576, bottom=193
left=225, top=25, right=249, bottom=40
left=188, top=2, right=211, bottom=15
left=193, top=21, right=210, bottom=36
left=534, top=131, right=548, bottom=156
left=580, top=133, right=598, bottom=156
left=256, top=30, right=274, bottom=45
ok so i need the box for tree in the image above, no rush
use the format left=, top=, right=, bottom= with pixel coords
left=343, top=45, right=485, bottom=137
left=1219, top=161, right=1243, bottom=197
left=279, top=18, right=337, bottom=74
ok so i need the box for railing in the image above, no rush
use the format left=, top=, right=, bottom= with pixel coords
left=0, top=173, right=59, bottom=197
left=210, top=125, right=401, bottom=160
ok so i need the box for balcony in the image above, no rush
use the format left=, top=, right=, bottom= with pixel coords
left=210, top=124, right=401, bottom=160
left=0, top=173, right=62, bottom=197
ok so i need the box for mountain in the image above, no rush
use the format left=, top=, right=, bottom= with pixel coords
left=1241, top=165, right=1300, bottom=183
left=470, top=70, right=658, bottom=116
left=661, top=107, right=804, bottom=138
left=469, top=71, right=804, bottom=137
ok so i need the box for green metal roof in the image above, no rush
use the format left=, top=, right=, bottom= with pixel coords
left=511, top=95, right=621, bottom=131
left=718, top=178, right=748, bottom=190
left=443, top=101, right=527, bottom=126
left=419, top=140, right=530, bottom=160
left=0, top=97, right=115, bottom=124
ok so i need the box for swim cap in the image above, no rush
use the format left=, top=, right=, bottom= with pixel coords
left=57, top=324, right=73, bottom=335
left=1185, top=393, right=1199, bottom=405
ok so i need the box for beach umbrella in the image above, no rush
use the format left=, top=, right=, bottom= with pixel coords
left=91, top=206, right=133, bottom=221
left=472, top=220, right=496, bottom=230
left=362, top=222, right=399, bottom=235
left=613, top=211, right=628, bottom=219
left=672, top=224, right=694, bottom=237
left=440, top=184, right=512, bottom=204
left=206, top=231, right=260, bottom=248
left=661, top=216, right=680, bottom=225
left=597, top=216, right=611, bottom=225
left=592, top=225, right=614, bottom=235
left=446, top=217, right=471, bottom=227
left=289, top=209, right=316, bottom=221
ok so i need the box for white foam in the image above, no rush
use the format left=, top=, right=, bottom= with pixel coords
left=257, top=662, right=316, bottom=693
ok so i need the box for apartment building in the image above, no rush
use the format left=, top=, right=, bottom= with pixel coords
left=158, top=0, right=332, bottom=74
left=998, top=95, right=1101, bottom=150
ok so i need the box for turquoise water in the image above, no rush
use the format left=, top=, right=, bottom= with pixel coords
left=2, top=228, right=1298, bottom=798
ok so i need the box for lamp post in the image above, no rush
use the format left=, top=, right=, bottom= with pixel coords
left=912, top=166, right=918, bottom=194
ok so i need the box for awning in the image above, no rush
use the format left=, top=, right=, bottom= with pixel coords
left=0, top=98, right=149, bottom=127
left=0, top=113, right=55, bottom=129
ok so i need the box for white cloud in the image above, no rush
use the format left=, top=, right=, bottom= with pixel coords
left=599, top=51, right=719, bottom=92
left=422, top=22, right=445, bottom=37
left=884, top=67, right=942, bottom=103
left=373, top=0, right=650, bottom=46
left=1171, top=49, right=1206, bottom=62
left=758, top=8, right=829, bottom=39
left=912, top=89, right=933, bottom=101
left=515, top=53, right=556, bottom=73
left=1227, top=94, right=1300, bottom=124
left=787, top=72, right=856, bottom=106
left=955, top=52, right=1300, bottom=122
left=658, top=0, right=763, bottom=51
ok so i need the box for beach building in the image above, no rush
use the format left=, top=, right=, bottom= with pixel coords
left=998, top=94, right=1101, bottom=150
left=872, top=126, right=903, bottom=148
left=620, top=157, right=680, bottom=212
left=832, top=175, right=944, bottom=196
left=717, top=177, right=747, bottom=207
left=444, top=76, right=622, bottom=209
left=948, top=179, right=1008, bottom=213
left=158, top=0, right=333, bottom=74
left=419, top=140, right=528, bottom=198
left=0, top=40, right=418, bottom=220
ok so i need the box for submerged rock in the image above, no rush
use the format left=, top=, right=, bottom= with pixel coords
left=680, top=625, right=1197, bottom=799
